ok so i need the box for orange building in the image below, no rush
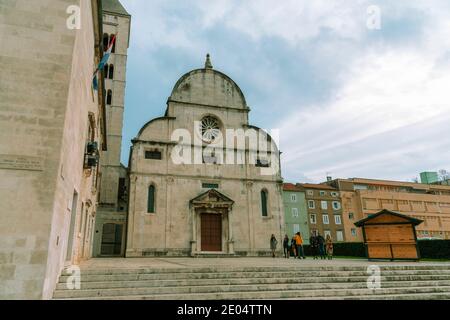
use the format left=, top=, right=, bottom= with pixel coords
left=326, top=178, right=450, bottom=242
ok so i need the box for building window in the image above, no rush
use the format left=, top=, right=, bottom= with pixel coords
left=322, top=214, right=329, bottom=225
left=202, top=183, right=219, bottom=189
left=336, top=231, right=344, bottom=242
left=103, top=64, right=109, bottom=78
left=147, top=185, right=155, bottom=213
left=107, top=90, right=112, bottom=105
left=331, top=192, right=339, bottom=197
left=321, top=201, right=328, bottom=210
left=310, top=214, right=317, bottom=224
left=293, top=224, right=300, bottom=234
left=349, top=212, right=354, bottom=220
left=256, top=157, right=270, bottom=168
left=324, top=230, right=331, bottom=239
left=145, top=150, right=162, bottom=160
left=108, top=64, right=114, bottom=79
left=351, top=228, right=357, bottom=237
left=261, top=190, right=268, bottom=217
left=292, top=208, right=299, bottom=217
left=332, top=201, right=341, bottom=210
left=320, top=191, right=327, bottom=196
left=307, top=190, right=314, bottom=196
left=334, top=215, right=342, bottom=225
left=291, top=194, right=297, bottom=202
left=118, top=177, right=126, bottom=202
left=103, top=33, right=109, bottom=50
left=200, top=116, right=221, bottom=143
left=308, top=200, right=315, bottom=209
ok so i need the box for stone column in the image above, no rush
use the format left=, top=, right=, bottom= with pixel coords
left=190, top=206, right=197, bottom=256
left=227, top=207, right=234, bottom=254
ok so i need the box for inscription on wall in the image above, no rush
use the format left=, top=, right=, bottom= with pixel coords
left=0, top=154, right=44, bottom=171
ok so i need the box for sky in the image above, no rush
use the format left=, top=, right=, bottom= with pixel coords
left=119, top=0, right=450, bottom=183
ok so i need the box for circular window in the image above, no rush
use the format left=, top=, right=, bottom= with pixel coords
left=200, top=116, right=221, bottom=143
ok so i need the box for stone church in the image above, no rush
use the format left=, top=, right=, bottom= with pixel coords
left=126, top=56, right=285, bottom=257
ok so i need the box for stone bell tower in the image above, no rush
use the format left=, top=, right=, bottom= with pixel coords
left=93, top=0, right=131, bottom=257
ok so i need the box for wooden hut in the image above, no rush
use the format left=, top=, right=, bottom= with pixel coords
left=354, top=209, right=423, bottom=261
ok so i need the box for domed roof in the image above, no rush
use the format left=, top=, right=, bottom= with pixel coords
left=169, top=55, right=248, bottom=109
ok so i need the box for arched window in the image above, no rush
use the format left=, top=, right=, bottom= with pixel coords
left=103, top=64, right=109, bottom=78
left=106, top=90, right=112, bottom=105
left=108, top=64, right=114, bottom=80
left=147, top=185, right=155, bottom=213
left=103, top=33, right=109, bottom=51
left=261, top=189, right=268, bottom=217
left=109, top=34, right=116, bottom=53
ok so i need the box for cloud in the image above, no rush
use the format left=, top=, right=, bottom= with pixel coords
left=278, top=39, right=450, bottom=182
left=119, top=0, right=450, bottom=183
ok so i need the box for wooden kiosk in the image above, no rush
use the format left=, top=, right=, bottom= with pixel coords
left=354, top=209, right=423, bottom=261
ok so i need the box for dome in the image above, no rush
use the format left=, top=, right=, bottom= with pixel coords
left=169, top=55, right=247, bottom=109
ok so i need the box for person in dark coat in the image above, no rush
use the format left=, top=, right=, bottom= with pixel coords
left=309, top=231, right=319, bottom=260
left=317, top=233, right=326, bottom=259
left=283, top=234, right=290, bottom=259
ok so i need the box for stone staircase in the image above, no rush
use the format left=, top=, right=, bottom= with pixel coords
left=53, top=264, right=450, bottom=300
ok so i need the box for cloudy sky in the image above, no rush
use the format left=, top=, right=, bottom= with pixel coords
left=119, top=0, right=450, bottom=183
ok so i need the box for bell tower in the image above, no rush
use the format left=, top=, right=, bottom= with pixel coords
left=93, top=0, right=131, bottom=257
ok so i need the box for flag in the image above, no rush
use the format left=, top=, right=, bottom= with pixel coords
left=92, top=35, right=116, bottom=91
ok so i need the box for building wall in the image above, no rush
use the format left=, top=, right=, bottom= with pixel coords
left=0, top=0, right=104, bottom=299
left=300, top=187, right=346, bottom=242
left=94, top=7, right=131, bottom=257
left=331, top=179, right=450, bottom=242
left=282, top=190, right=310, bottom=244
left=127, top=67, right=284, bottom=256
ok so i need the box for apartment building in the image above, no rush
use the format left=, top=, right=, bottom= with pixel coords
left=282, top=184, right=310, bottom=244
left=297, top=184, right=346, bottom=242
left=326, top=178, right=450, bottom=242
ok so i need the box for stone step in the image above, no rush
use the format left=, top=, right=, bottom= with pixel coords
left=58, top=270, right=450, bottom=283
left=52, top=281, right=450, bottom=299
left=65, top=264, right=450, bottom=275
left=281, top=292, right=450, bottom=300
left=55, top=274, right=450, bottom=290
left=55, top=285, right=450, bottom=300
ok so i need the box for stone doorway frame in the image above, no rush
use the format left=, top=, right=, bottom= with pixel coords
left=189, top=189, right=234, bottom=256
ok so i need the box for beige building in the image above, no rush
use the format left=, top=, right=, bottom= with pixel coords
left=297, top=184, right=345, bottom=242
left=0, top=0, right=106, bottom=299
left=327, top=178, right=450, bottom=242
left=92, top=0, right=131, bottom=258
left=126, top=56, right=284, bottom=257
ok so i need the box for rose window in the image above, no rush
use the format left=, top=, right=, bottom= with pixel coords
left=200, top=116, right=221, bottom=143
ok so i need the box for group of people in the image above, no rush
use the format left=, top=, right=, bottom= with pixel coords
left=270, top=231, right=334, bottom=260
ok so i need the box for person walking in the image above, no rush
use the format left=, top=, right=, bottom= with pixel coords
left=283, top=234, right=290, bottom=259
left=317, top=233, right=326, bottom=260
left=294, top=232, right=306, bottom=259
left=270, top=234, right=278, bottom=258
left=326, top=234, right=334, bottom=260
left=309, top=231, right=319, bottom=260
left=290, top=236, right=297, bottom=258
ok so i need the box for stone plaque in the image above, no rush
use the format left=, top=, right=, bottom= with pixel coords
left=0, top=154, right=44, bottom=171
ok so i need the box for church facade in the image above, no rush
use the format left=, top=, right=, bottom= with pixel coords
left=126, top=56, right=285, bottom=257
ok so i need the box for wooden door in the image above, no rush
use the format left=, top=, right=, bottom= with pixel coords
left=201, top=213, right=222, bottom=252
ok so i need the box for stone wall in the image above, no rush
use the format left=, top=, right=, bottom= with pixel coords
left=0, top=0, right=104, bottom=299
